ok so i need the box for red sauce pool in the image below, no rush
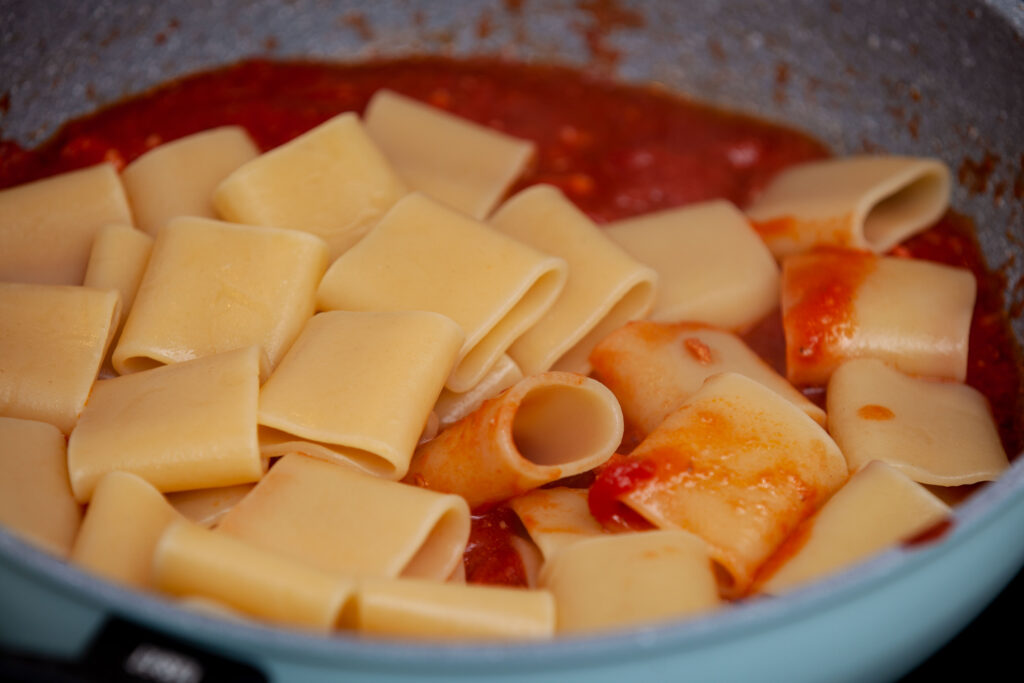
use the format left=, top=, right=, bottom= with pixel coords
left=2, top=57, right=1020, bottom=585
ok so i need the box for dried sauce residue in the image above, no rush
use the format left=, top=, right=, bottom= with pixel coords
left=958, top=151, right=1000, bottom=195
left=574, top=0, right=645, bottom=71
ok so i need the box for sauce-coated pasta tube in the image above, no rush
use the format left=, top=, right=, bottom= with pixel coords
left=781, top=248, right=975, bottom=386
left=365, top=89, right=535, bottom=219
left=0, top=163, right=133, bottom=285
left=0, top=283, right=120, bottom=433
left=317, top=193, right=567, bottom=392
left=605, top=199, right=779, bottom=330
left=217, top=453, right=470, bottom=581
left=67, top=346, right=265, bottom=502
left=113, top=217, right=328, bottom=374
left=351, top=577, right=554, bottom=641
left=213, top=112, right=407, bottom=259
left=70, top=471, right=181, bottom=588
left=827, top=358, right=1009, bottom=485
left=258, top=311, right=464, bottom=479
left=747, top=156, right=951, bottom=257
left=0, top=417, right=81, bottom=557
left=756, top=461, right=950, bottom=595
left=122, top=126, right=260, bottom=235
left=489, top=185, right=657, bottom=375
left=595, top=373, right=848, bottom=596
left=406, top=372, right=622, bottom=508
left=539, top=530, right=720, bottom=633
left=590, top=321, right=824, bottom=438
left=154, top=520, right=355, bottom=632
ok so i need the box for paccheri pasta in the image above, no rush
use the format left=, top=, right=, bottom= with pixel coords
left=0, top=59, right=1019, bottom=642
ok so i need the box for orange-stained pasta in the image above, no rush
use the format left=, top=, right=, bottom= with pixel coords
left=590, top=320, right=825, bottom=439
left=746, top=156, right=950, bottom=257
left=781, top=248, right=975, bottom=386
left=406, top=372, right=622, bottom=508
left=604, top=373, right=848, bottom=596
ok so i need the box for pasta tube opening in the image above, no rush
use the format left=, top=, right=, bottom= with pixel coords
left=512, top=384, right=622, bottom=467
left=860, top=165, right=949, bottom=251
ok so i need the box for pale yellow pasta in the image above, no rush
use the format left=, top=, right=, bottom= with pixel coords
left=0, top=163, right=133, bottom=285
left=365, top=89, right=535, bottom=219
left=0, top=283, right=120, bottom=433
left=317, top=193, right=568, bottom=392
left=122, top=126, right=260, bottom=235
left=213, top=112, right=407, bottom=259
left=746, top=156, right=951, bottom=257
left=589, top=321, right=825, bottom=438
left=217, top=453, right=470, bottom=581
left=508, top=488, right=604, bottom=561
left=165, top=483, right=256, bottom=528
left=433, top=354, right=524, bottom=429
left=618, top=373, right=848, bottom=596
left=0, top=417, right=81, bottom=557
left=83, top=223, right=153, bottom=327
left=539, top=530, right=720, bottom=633
left=70, top=471, right=181, bottom=588
left=827, top=358, right=1009, bottom=485
left=67, top=346, right=265, bottom=502
left=757, top=460, right=950, bottom=594
left=350, top=577, right=554, bottom=641
left=782, top=250, right=976, bottom=386
left=83, top=223, right=154, bottom=371
left=258, top=311, right=464, bottom=479
left=113, top=217, right=328, bottom=374
left=407, top=372, right=623, bottom=508
left=489, top=185, right=657, bottom=375
left=154, top=520, right=355, bottom=632
left=605, top=199, right=779, bottom=330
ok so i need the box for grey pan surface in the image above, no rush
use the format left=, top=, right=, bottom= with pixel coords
left=0, top=0, right=1022, bottom=681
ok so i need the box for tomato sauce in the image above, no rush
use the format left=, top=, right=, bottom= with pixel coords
left=1, top=56, right=1020, bottom=585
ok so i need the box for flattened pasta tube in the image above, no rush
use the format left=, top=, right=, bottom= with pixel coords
left=122, top=126, right=260, bottom=235
left=0, top=417, right=82, bottom=557
left=406, top=372, right=623, bottom=508
left=154, top=520, right=355, bottom=632
left=590, top=321, right=824, bottom=437
left=67, top=346, right=265, bottom=502
left=0, top=283, right=120, bottom=433
left=540, top=530, right=720, bottom=633
left=317, top=193, right=567, bottom=392
left=827, top=358, right=1008, bottom=485
left=604, top=199, right=779, bottom=330
left=509, top=488, right=604, bottom=561
left=258, top=310, right=463, bottom=479
left=365, top=89, right=535, bottom=219
left=489, top=185, right=657, bottom=375
left=594, top=373, right=847, bottom=596
left=217, top=454, right=470, bottom=581
left=757, top=461, right=950, bottom=595
left=747, top=156, right=951, bottom=257
left=114, top=217, right=328, bottom=374
left=781, top=248, right=975, bottom=386
left=351, top=577, right=554, bottom=641
left=213, top=112, right=407, bottom=258
left=0, top=163, right=133, bottom=285
left=71, top=471, right=181, bottom=588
